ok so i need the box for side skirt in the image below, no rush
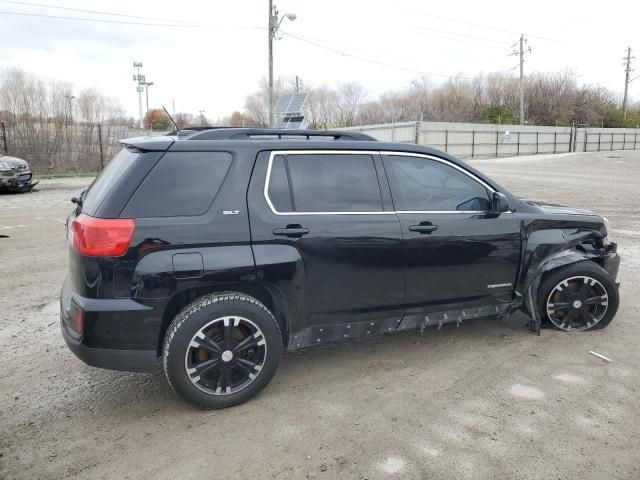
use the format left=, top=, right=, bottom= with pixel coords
left=287, top=302, right=519, bottom=351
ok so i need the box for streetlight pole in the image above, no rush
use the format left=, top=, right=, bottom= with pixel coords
left=133, top=62, right=145, bottom=129
left=142, top=82, right=154, bottom=131
left=267, top=2, right=296, bottom=126
left=144, top=81, right=154, bottom=117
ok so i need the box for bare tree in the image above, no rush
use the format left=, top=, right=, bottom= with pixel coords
left=0, top=68, right=132, bottom=173
left=336, top=82, right=366, bottom=127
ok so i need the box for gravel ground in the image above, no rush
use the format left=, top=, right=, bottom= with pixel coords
left=1, top=151, right=639, bottom=480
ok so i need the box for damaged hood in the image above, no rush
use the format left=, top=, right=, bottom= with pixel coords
left=0, top=155, right=29, bottom=169
left=522, top=199, right=596, bottom=216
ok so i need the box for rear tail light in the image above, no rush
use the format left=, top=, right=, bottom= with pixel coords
left=70, top=213, right=135, bottom=257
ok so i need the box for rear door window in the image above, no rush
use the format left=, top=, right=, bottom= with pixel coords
left=122, top=151, right=232, bottom=218
left=266, top=153, right=383, bottom=213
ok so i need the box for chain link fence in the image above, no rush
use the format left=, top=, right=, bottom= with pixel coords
left=0, top=122, right=146, bottom=174
left=341, top=121, right=640, bottom=159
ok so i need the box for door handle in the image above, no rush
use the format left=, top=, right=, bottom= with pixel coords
left=409, top=223, right=438, bottom=234
left=273, top=224, right=310, bottom=238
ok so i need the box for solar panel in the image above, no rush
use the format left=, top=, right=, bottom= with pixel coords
left=273, top=92, right=307, bottom=128
left=273, top=115, right=305, bottom=129
left=287, top=93, right=307, bottom=114
left=273, top=117, right=289, bottom=128
left=274, top=93, right=307, bottom=115
left=286, top=120, right=304, bottom=129
left=274, top=94, right=293, bottom=114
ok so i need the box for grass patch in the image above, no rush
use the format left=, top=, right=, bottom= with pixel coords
left=37, top=172, right=98, bottom=179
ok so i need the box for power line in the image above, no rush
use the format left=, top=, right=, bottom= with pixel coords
left=398, top=6, right=560, bottom=42
left=0, top=0, right=197, bottom=24
left=280, top=31, right=422, bottom=63
left=410, top=24, right=506, bottom=46
left=408, top=27, right=507, bottom=51
left=280, top=30, right=474, bottom=80
left=0, top=9, right=264, bottom=30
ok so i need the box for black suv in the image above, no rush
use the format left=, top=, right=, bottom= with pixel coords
left=60, top=128, right=621, bottom=408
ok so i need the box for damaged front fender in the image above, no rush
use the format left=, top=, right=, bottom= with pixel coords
left=512, top=216, right=618, bottom=334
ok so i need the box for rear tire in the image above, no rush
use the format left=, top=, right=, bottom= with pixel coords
left=538, top=261, right=619, bottom=332
left=162, top=292, right=283, bottom=408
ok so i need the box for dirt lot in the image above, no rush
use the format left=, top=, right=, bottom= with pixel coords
left=1, top=151, right=639, bottom=480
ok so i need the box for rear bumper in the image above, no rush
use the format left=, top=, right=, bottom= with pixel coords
left=61, top=322, right=158, bottom=373
left=60, top=276, right=159, bottom=373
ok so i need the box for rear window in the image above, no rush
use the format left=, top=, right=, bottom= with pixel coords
left=81, top=148, right=138, bottom=216
left=121, top=151, right=232, bottom=218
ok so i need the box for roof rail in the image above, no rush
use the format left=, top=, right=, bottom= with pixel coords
left=180, top=128, right=376, bottom=141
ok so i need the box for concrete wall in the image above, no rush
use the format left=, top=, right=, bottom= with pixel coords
left=340, top=121, right=640, bottom=159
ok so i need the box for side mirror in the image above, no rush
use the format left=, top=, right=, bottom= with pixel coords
left=492, top=192, right=510, bottom=213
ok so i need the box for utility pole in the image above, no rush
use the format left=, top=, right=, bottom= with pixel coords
left=295, top=75, right=300, bottom=94
left=622, top=46, right=634, bottom=121
left=132, top=62, right=145, bottom=129
left=268, top=0, right=275, bottom=126
left=267, top=2, right=296, bottom=127
left=510, top=35, right=531, bottom=125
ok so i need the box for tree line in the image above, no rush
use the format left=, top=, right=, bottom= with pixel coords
left=226, top=71, right=640, bottom=129
left=0, top=68, right=137, bottom=172
left=1, top=66, right=638, bottom=173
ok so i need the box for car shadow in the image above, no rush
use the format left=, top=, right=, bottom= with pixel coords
left=55, top=315, right=534, bottom=419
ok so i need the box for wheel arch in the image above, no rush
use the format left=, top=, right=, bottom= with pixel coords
left=522, top=249, right=605, bottom=325
left=156, top=281, right=290, bottom=355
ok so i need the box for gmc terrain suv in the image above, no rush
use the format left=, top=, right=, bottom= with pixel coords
left=60, top=128, right=620, bottom=408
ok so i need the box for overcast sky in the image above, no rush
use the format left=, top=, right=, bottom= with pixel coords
left=0, top=0, right=638, bottom=120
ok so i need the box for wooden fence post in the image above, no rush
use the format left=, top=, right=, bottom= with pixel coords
left=471, top=130, right=475, bottom=158
left=97, top=124, right=104, bottom=170
left=1, top=122, right=7, bottom=154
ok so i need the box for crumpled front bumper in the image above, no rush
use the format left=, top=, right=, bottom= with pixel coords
left=601, top=242, right=620, bottom=281
left=0, top=169, right=38, bottom=191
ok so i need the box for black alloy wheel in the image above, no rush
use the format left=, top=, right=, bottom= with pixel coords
left=546, top=276, right=609, bottom=331
left=163, top=292, right=283, bottom=409
left=185, top=316, right=267, bottom=395
left=538, top=261, right=619, bottom=332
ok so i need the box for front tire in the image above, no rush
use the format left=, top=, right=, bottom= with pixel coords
left=162, top=292, right=283, bottom=408
left=538, top=261, right=619, bottom=332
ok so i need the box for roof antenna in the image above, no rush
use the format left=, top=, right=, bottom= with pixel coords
left=162, top=105, right=178, bottom=130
